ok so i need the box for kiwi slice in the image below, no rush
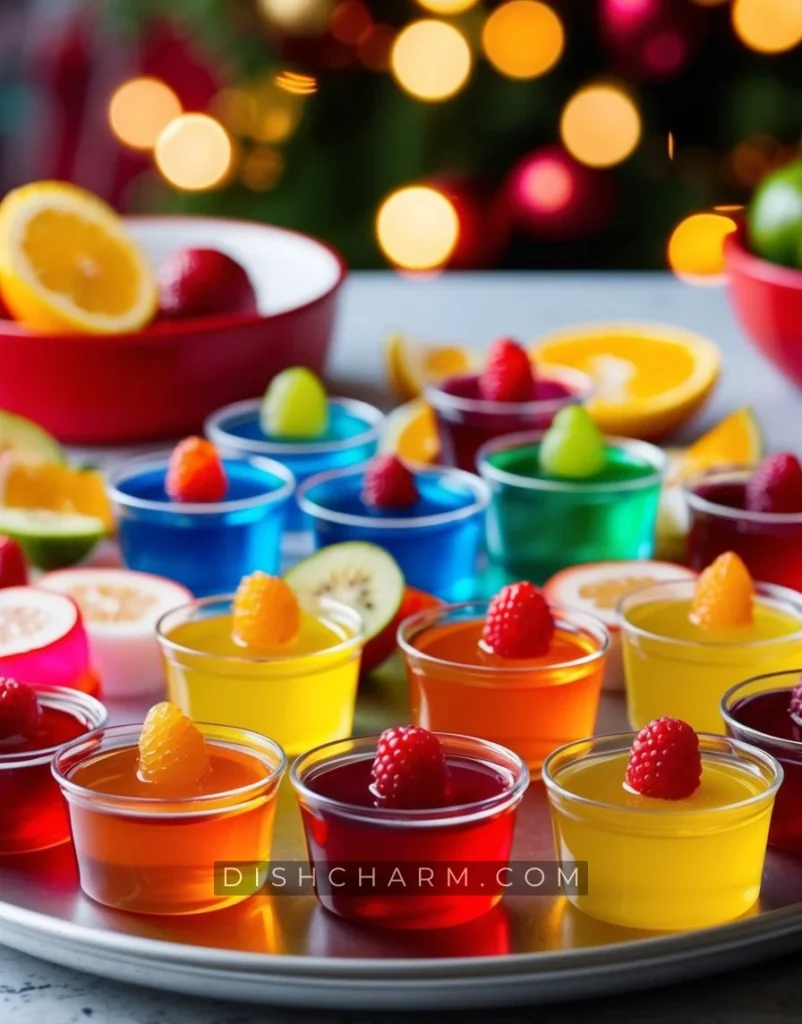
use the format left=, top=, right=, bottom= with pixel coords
left=0, top=410, right=65, bottom=463
left=284, top=542, right=404, bottom=640
left=0, top=508, right=106, bottom=570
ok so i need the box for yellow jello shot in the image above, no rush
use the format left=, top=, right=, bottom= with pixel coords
left=157, top=573, right=363, bottom=756
left=543, top=719, right=781, bottom=931
left=620, top=552, right=802, bottom=732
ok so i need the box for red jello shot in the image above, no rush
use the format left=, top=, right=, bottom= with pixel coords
left=291, top=731, right=528, bottom=930
left=0, top=685, right=107, bottom=854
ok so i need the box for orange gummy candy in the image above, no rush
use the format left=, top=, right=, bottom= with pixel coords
left=233, top=572, right=301, bottom=652
left=690, top=552, right=754, bottom=631
left=138, top=702, right=210, bottom=791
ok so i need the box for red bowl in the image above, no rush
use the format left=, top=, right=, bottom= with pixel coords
left=0, top=216, right=347, bottom=444
left=725, top=224, right=802, bottom=388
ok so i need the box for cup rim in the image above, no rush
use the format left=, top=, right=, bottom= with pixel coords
left=618, top=578, right=802, bottom=651
left=156, top=593, right=364, bottom=666
left=51, top=721, right=287, bottom=812
left=296, top=462, right=490, bottom=530
left=721, top=670, right=802, bottom=756
left=290, top=731, right=529, bottom=826
left=0, top=686, right=108, bottom=769
left=108, top=450, right=296, bottom=516
left=684, top=467, right=802, bottom=525
left=477, top=433, right=666, bottom=494
left=424, top=366, right=593, bottom=418
left=542, top=731, right=783, bottom=817
left=397, top=601, right=610, bottom=677
left=204, top=396, right=385, bottom=458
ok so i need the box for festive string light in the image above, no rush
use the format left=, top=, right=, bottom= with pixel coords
left=330, top=1, right=373, bottom=45
left=667, top=131, right=675, bottom=160
left=482, top=1, right=565, bottom=80
left=257, top=0, right=334, bottom=35
left=667, top=212, right=737, bottom=283
left=732, top=0, right=802, bottom=53
left=275, top=71, right=318, bottom=95
left=376, top=186, right=460, bottom=270
left=155, top=114, right=233, bottom=191
left=560, top=85, right=641, bottom=168
left=520, top=157, right=574, bottom=213
left=391, top=20, right=472, bottom=102
left=416, top=0, right=481, bottom=13
left=108, top=78, right=182, bottom=150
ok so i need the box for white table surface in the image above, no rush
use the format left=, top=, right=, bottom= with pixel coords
left=2, top=270, right=802, bottom=1024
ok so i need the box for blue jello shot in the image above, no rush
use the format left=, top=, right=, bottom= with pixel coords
left=205, top=397, right=384, bottom=534
left=297, top=464, right=490, bottom=601
left=108, top=452, right=295, bottom=597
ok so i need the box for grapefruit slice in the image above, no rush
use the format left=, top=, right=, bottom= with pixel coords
left=386, top=333, right=477, bottom=401
left=0, top=585, right=78, bottom=658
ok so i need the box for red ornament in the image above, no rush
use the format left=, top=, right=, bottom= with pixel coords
left=599, top=0, right=707, bottom=82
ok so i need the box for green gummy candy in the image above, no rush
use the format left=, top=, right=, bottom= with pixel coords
left=539, top=405, right=605, bottom=479
left=260, top=367, right=329, bottom=439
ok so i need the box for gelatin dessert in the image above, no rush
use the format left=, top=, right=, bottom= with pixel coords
left=620, top=552, right=802, bottom=732
left=205, top=367, right=384, bottom=533
left=722, top=670, right=802, bottom=853
left=686, top=453, right=802, bottom=591
left=297, top=454, right=489, bottom=602
left=426, top=337, right=592, bottom=471
left=52, top=701, right=285, bottom=915
left=0, top=586, right=98, bottom=694
left=478, top=406, right=665, bottom=583
left=109, top=436, right=294, bottom=597
left=544, top=716, right=780, bottom=930
left=400, top=581, right=608, bottom=772
left=0, top=680, right=106, bottom=854
left=157, top=571, right=363, bottom=755
left=40, top=568, right=191, bottom=699
left=543, top=561, right=695, bottom=692
left=292, top=726, right=528, bottom=929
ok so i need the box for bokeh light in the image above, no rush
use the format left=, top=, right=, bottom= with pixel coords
left=732, top=0, right=802, bottom=53
left=376, top=186, right=460, bottom=270
left=520, top=157, right=574, bottom=213
left=155, top=114, right=233, bottom=191
left=257, top=0, right=334, bottom=35
left=358, top=24, right=396, bottom=70
left=210, top=89, right=258, bottom=137
left=416, top=0, right=481, bottom=12
left=391, top=20, right=472, bottom=102
left=667, top=212, right=737, bottom=283
left=330, top=1, right=372, bottom=44
left=240, top=147, right=285, bottom=191
left=560, top=85, right=641, bottom=168
left=482, top=1, right=565, bottom=80
left=108, top=78, right=182, bottom=150
left=275, top=70, right=318, bottom=95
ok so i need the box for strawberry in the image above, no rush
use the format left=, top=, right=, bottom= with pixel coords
left=746, top=453, right=802, bottom=514
left=371, top=725, right=451, bottom=809
left=478, top=338, right=535, bottom=403
left=362, top=455, right=419, bottom=510
left=625, top=716, right=702, bottom=801
left=482, top=581, right=555, bottom=659
left=165, top=437, right=228, bottom=503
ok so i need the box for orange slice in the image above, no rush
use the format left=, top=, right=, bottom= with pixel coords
left=233, top=572, right=301, bottom=652
left=382, top=399, right=440, bottom=464
left=138, top=702, right=210, bottom=791
left=690, top=552, right=753, bottom=631
left=386, top=332, right=477, bottom=401
left=666, top=407, right=762, bottom=484
left=1, top=460, right=114, bottom=533
left=531, top=323, right=721, bottom=441
left=0, top=181, right=157, bottom=334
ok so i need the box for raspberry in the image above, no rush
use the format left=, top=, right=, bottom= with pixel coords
left=478, top=338, right=535, bottom=403
left=790, top=678, right=802, bottom=723
left=233, top=571, right=301, bottom=652
left=371, top=725, right=451, bottom=809
left=690, top=551, right=753, bottom=631
left=138, top=702, right=210, bottom=791
left=0, top=536, right=27, bottom=589
left=625, top=716, right=702, bottom=801
left=0, top=678, right=41, bottom=740
left=166, top=437, right=228, bottom=503
left=482, top=581, right=555, bottom=659
left=362, top=454, right=419, bottom=510
left=746, top=453, right=802, bottom=514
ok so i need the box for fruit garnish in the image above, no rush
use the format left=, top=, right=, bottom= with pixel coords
left=0, top=181, right=157, bottom=334
left=166, top=437, right=228, bottom=504
left=625, top=716, right=702, bottom=800
left=690, top=552, right=753, bottom=631
left=137, top=702, right=210, bottom=790
left=0, top=537, right=27, bottom=588
left=382, top=399, right=440, bottom=464
left=482, top=581, right=555, bottom=659
left=0, top=678, right=41, bottom=740
left=233, top=571, right=301, bottom=652
left=539, top=405, right=605, bottom=480
left=745, top=453, right=802, bottom=514
left=362, top=586, right=442, bottom=676
left=362, top=454, right=420, bottom=510
left=371, top=725, right=451, bottom=809
left=0, top=409, right=65, bottom=464
left=260, top=366, right=329, bottom=440
left=665, top=406, right=762, bottom=486
left=284, top=541, right=404, bottom=645
left=0, top=508, right=105, bottom=570
left=478, top=338, right=535, bottom=403
left=157, top=248, right=257, bottom=320
left=3, top=461, right=114, bottom=533
left=385, top=332, right=476, bottom=402
left=790, top=678, right=802, bottom=724
left=747, top=158, right=802, bottom=269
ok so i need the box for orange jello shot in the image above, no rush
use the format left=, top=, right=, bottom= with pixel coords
left=400, top=581, right=609, bottom=773
left=52, top=702, right=285, bottom=915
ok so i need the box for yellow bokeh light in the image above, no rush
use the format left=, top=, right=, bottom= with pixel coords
left=482, top=1, right=565, bottom=80
left=155, top=114, right=233, bottom=192
left=560, top=85, right=641, bottom=168
left=108, top=77, right=182, bottom=150
left=391, top=20, right=472, bottom=103
left=732, top=0, right=802, bottom=53
left=376, top=186, right=460, bottom=270
left=416, top=0, right=480, bottom=12
left=257, top=0, right=333, bottom=34
left=667, top=213, right=737, bottom=283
